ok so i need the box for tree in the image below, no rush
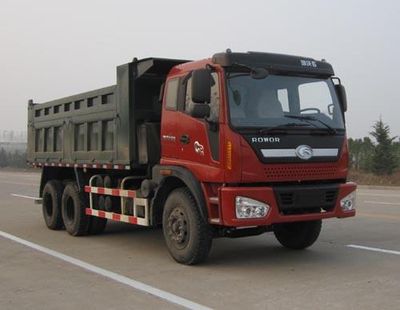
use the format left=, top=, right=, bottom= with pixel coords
left=348, top=138, right=361, bottom=169
left=360, top=137, right=374, bottom=171
left=348, top=137, right=374, bottom=171
left=394, top=139, right=400, bottom=167
left=370, top=118, right=398, bottom=175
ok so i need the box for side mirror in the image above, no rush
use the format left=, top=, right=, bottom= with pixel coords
left=188, top=103, right=210, bottom=118
left=191, top=69, right=212, bottom=103
left=334, top=84, right=347, bottom=112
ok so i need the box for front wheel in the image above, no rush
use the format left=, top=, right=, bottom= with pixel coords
left=273, top=220, right=322, bottom=249
left=162, top=188, right=212, bottom=265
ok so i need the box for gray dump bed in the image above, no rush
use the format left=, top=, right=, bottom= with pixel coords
left=27, top=58, right=187, bottom=169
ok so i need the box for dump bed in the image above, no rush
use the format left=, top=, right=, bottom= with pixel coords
left=27, top=58, right=188, bottom=169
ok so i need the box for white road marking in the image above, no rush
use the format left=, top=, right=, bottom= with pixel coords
left=0, top=230, right=212, bottom=310
left=11, top=193, right=41, bottom=200
left=347, top=244, right=400, bottom=256
left=363, top=201, right=400, bottom=206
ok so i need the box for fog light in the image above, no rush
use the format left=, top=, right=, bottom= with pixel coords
left=340, top=191, right=356, bottom=211
left=235, top=196, right=269, bottom=219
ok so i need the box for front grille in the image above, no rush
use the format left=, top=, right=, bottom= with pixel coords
left=325, top=190, right=337, bottom=203
left=264, top=164, right=338, bottom=182
left=279, top=192, right=294, bottom=205
left=274, top=184, right=339, bottom=215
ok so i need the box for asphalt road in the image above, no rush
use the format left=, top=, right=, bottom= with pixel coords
left=0, top=170, right=399, bottom=309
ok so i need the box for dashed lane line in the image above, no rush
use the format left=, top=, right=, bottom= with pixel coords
left=10, top=193, right=42, bottom=204
left=347, top=244, right=400, bottom=256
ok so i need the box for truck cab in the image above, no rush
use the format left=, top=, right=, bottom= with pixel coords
left=159, top=51, right=355, bottom=229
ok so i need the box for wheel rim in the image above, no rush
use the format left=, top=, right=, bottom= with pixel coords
left=65, top=196, right=75, bottom=224
left=43, top=193, right=53, bottom=218
left=167, top=207, right=189, bottom=250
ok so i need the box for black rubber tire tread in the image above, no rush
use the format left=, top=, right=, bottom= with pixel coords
left=88, top=217, right=107, bottom=235
left=162, top=187, right=213, bottom=265
left=42, top=180, right=64, bottom=230
left=79, top=187, right=107, bottom=235
left=61, top=182, right=90, bottom=236
left=273, top=220, right=322, bottom=250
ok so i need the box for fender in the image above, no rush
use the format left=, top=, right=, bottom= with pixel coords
left=151, top=165, right=208, bottom=224
left=39, top=166, right=83, bottom=197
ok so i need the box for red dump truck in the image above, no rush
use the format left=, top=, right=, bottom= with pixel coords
left=27, top=50, right=356, bottom=264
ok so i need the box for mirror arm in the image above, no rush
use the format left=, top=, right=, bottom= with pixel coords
left=205, top=64, right=217, bottom=70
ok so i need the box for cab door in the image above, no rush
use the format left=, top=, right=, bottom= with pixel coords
left=176, top=72, right=221, bottom=174
left=160, top=77, right=181, bottom=159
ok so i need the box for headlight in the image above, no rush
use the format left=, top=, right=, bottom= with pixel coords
left=340, top=191, right=356, bottom=211
left=235, top=196, right=269, bottom=219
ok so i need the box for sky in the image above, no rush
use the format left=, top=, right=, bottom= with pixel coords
left=0, top=0, right=399, bottom=138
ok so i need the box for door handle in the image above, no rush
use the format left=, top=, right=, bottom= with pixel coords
left=180, top=134, right=190, bottom=144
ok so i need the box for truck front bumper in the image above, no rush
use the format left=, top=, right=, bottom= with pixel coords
left=218, top=182, right=356, bottom=227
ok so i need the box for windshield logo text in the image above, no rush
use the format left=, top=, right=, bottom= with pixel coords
left=300, top=60, right=317, bottom=68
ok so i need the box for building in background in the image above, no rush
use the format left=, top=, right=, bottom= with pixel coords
left=0, top=130, right=27, bottom=152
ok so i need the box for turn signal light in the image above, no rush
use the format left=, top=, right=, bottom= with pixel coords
left=226, top=141, right=232, bottom=170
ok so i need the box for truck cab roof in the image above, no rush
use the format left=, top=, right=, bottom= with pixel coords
left=211, top=51, right=334, bottom=77
left=168, top=51, right=334, bottom=78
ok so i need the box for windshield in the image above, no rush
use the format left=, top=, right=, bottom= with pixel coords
left=226, top=73, right=345, bottom=131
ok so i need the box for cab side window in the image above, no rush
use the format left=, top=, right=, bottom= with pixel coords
left=165, top=78, right=179, bottom=110
left=185, top=72, right=220, bottom=122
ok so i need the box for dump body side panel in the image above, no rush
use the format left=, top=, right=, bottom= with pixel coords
left=27, top=58, right=189, bottom=168
left=27, top=85, right=120, bottom=164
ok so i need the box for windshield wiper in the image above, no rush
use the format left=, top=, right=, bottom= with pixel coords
left=258, top=123, right=310, bottom=134
left=235, top=123, right=309, bottom=134
left=284, top=115, right=337, bottom=134
left=231, top=62, right=254, bottom=72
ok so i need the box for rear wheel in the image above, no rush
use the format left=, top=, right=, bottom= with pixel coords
left=42, top=180, right=64, bottom=230
left=61, top=183, right=90, bottom=236
left=273, top=220, right=322, bottom=249
left=162, top=188, right=212, bottom=265
left=80, top=189, right=107, bottom=235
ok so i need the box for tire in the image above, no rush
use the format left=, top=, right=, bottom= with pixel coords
left=80, top=186, right=107, bottom=235
left=61, top=183, right=90, bottom=236
left=162, top=188, right=212, bottom=265
left=273, top=220, right=322, bottom=250
left=42, top=180, right=64, bottom=230
left=88, top=217, right=107, bottom=235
